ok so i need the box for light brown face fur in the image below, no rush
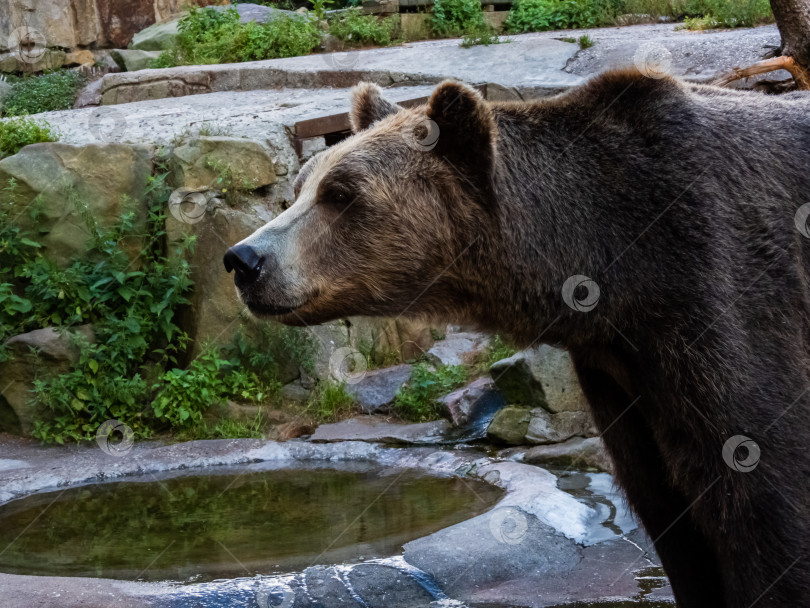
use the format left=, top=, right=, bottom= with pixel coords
left=231, top=81, right=493, bottom=327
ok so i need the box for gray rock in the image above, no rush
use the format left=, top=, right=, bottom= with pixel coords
left=0, top=143, right=153, bottom=265
left=347, top=564, right=434, bottom=607
left=427, top=331, right=489, bottom=366
left=280, top=380, right=310, bottom=405
left=309, top=415, right=451, bottom=444
left=169, top=136, right=277, bottom=190
left=403, top=508, right=582, bottom=596
left=0, top=52, right=18, bottom=73
left=344, top=364, right=412, bottom=413
left=164, top=193, right=277, bottom=357
left=524, top=436, right=613, bottom=473
left=110, top=49, right=162, bottom=72
left=91, top=50, right=121, bottom=71
left=0, top=78, right=10, bottom=112
left=438, top=376, right=496, bottom=426
left=525, top=408, right=597, bottom=445
left=490, top=344, right=587, bottom=412
left=0, top=326, right=94, bottom=436
left=73, top=78, right=103, bottom=108
left=486, top=405, right=532, bottom=445
left=130, top=20, right=179, bottom=51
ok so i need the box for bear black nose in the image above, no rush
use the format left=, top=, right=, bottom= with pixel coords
left=224, top=244, right=264, bottom=285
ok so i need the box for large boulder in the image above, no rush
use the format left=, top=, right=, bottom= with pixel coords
left=165, top=191, right=275, bottom=357
left=130, top=20, right=180, bottom=51
left=342, top=364, right=413, bottom=414
left=403, top=507, right=582, bottom=597
left=0, top=143, right=152, bottom=265
left=486, top=405, right=532, bottom=445
left=169, top=137, right=278, bottom=191
left=524, top=437, right=614, bottom=473
left=525, top=408, right=598, bottom=445
left=0, top=0, right=81, bottom=51
left=0, top=326, right=94, bottom=436
left=439, top=376, right=499, bottom=427
left=427, top=329, right=490, bottom=366
left=0, top=0, right=219, bottom=57
left=487, top=404, right=597, bottom=447
left=490, top=345, right=588, bottom=413
left=110, top=48, right=162, bottom=72
left=309, top=416, right=451, bottom=444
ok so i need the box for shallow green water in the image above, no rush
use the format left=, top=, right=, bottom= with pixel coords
left=0, top=466, right=502, bottom=582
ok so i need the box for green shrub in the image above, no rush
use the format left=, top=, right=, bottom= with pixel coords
left=394, top=362, right=468, bottom=422
left=328, top=9, right=400, bottom=46
left=0, top=116, right=57, bottom=157
left=621, top=0, right=771, bottom=26
left=2, top=173, right=193, bottom=443
left=505, top=0, right=618, bottom=32
left=431, top=0, right=486, bottom=36
left=307, top=382, right=356, bottom=421
left=153, top=6, right=322, bottom=67
left=2, top=71, right=84, bottom=117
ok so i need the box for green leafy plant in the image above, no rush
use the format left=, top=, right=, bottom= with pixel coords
left=0, top=116, right=57, bottom=157
left=394, top=362, right=468, bottom=422
left=481, top=334, right=517, bottom=370
left=431, top=0, right=487, bottom=36
left=310, top=0, right=335, bottom=21
left=2, top=71, right=85, bottom=117
left=152, top=6, right=322, bottom=67
left=505, top=0, right=618, bottom=32
left=328, top=9, right=400, bottom=46
left=10, top=173, right=194, bottom=443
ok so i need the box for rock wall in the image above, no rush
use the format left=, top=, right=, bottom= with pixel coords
left=0, top=0, right=224, bottom=55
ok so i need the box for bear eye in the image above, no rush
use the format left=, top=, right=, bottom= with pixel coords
left=323, top=187, right=354, bottom=209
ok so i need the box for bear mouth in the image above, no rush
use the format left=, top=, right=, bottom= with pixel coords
left=240, top=289, right=320, bottom=320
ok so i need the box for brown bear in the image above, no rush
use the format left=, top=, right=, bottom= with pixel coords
left=225, top=69, right=810, bottom=607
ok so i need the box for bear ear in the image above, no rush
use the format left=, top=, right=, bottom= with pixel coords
left=426, top=81, right=497, bottom=199
left=349, top=82, right=402, bottom=133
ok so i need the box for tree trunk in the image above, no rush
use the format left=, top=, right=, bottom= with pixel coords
left=770, top=0, right=810, bottom=69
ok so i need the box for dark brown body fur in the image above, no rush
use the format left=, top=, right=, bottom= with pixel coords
left=229, top=69, right=810, bottom=606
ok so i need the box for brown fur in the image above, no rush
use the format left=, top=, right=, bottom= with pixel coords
left=228, top=69, right=810, bottom=607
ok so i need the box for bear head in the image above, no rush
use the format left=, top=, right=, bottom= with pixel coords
left=224, top=80, right=500, bottom=327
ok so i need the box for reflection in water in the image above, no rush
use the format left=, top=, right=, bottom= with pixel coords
left=0, top=466, right=501, bottom=582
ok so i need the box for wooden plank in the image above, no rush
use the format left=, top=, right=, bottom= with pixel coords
left=292, top=85, right=486, bottom=145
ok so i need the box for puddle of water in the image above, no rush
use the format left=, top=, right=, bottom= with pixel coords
left=0, top=466, right=501, bottom=582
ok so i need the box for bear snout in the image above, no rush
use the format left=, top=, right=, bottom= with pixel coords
left=223, top=244, right=264, bottom=288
